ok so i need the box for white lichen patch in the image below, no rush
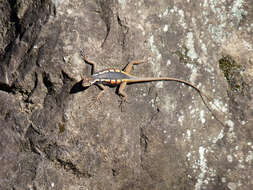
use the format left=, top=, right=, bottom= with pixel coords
left=185, top=63, right=198, bottom=83
left=177, top=9, right=187, bottom=29
left=51, top=0, right=65, bottom=7
left=178, top=114, right=184, bottom=126
left=118, top=0, right=126, bottom=7
left=187, top=152, right=192, bottom=161
left=160, top=95, right=176, bottom=112
left=189, top=106, right=204, bottom=122
left=164, top=6, right=187, bottom=29
left=155, top=81, right=164, bottom=88
left=192, top=17, right=197, bottom=27
left=247, top=23, right=253, bottom=32
left=150, top=96, right=160, bottom=108
left=231, top=0, right=248, bottom=25
left=200, top=39, right=208, bottom=55
left=163, top=24, right=169, bottom=32
left=148, top=35, right=162, bottom=76
left=245, top=151, right=253, bottom=163
left=226, top=120, right=236, bottom=142
left=227, top=182, right=237, bottom=190
left=166, top=59, right=171, bottom=66
left=242, top=40, right=253, bottom=51
left=199, top=110, right=206, bottom=124
left=186, top=129, right=191, bottom=140
left=190, top=108, right=196, bottom=115
left=210, top=99, right=228, bottom=113
left=241, top=120, right=246, bottom=125
left=227, top=155, right=233, bottom=163
left=222, top=177, right=226, bottom=183
left=195, top=146, right=208, bottom=190
left=137, top=24, right=146, bottom=36
left=158, top=8, right=169, bottom=17
left=203, top=0, right=248, bottom=44
left=212, top=128, right=224, bottom=144
left=226, top=120, right=234, bottom=128
left=185, top=32, right=199, bottom=60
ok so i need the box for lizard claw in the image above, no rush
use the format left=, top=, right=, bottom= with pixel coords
left=119, top=97, right=129, bottom=112
left=86, top=95, right=102, bottom=110
left=95, top=96, right=102, bottom=105
left=80, top=49, right=86, bottom=58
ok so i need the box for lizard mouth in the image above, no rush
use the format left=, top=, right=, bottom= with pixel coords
left=82, top=77, right=95, bottom=87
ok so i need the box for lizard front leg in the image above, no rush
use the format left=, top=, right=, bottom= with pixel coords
left=80, top=51, right=98, bottom=74
left=118, top=82, right=128, bottom=101
left=86, top=84, right=106, bottom=110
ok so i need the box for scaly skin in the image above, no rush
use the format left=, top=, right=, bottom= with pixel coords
left=81, top=59, right=211, bottom=102
left=79, top=52, right=227, bottom=127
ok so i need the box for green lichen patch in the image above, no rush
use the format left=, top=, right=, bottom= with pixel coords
left=58, top=122, right=65, bottom=133
left=173, top=47, right=200, bottom=65
left=219, top=55, right=248, bottom=95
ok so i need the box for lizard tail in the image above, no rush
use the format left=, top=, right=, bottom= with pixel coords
left=127, top=77, right=227, bottom=127
left=127, top=77, right=212, bottom=100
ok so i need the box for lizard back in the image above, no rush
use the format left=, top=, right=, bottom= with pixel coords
left=93, top=69, right=135, bottom=85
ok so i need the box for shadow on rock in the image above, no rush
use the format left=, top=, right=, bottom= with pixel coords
left=70, top=80, right=88, bottom=94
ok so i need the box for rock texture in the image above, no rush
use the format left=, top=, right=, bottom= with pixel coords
left=0, top=0, right=253, bottom=189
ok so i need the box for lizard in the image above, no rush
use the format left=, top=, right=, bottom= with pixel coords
left=80, top=53, right=213, bottom=107
left=79, top=52, right=227, bottom=127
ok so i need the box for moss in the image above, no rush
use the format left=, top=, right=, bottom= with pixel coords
left=219, top=55, right=248, bottom=95
left=58, top=122, right=65, bottom=133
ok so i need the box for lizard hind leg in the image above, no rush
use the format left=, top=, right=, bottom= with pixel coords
left=124, top=59, right=147, bottom=74
left=118, top=82, right=129, bottom=112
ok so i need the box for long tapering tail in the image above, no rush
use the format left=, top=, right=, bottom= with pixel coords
left=127, top=77, right=212, bottom=100
left=126, top=77, right=227, bottom=127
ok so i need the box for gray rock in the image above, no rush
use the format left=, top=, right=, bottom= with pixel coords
left=0, top=0, right=253, bottom=189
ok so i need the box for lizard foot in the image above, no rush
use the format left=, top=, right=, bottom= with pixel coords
left=86, top=95, right=102, bottom=110
left=80, top=49, right=86, bottom=59
left=119, top=97, right=129, bottom=112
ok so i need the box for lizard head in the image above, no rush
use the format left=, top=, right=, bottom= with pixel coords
left=82, top=76, right=96, bottom=87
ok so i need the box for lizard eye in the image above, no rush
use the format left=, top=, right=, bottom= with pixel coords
left=82, top=77, right=94, bottom=87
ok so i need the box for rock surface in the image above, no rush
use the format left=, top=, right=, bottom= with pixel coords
left=0, top=0, right=253, bottom=189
